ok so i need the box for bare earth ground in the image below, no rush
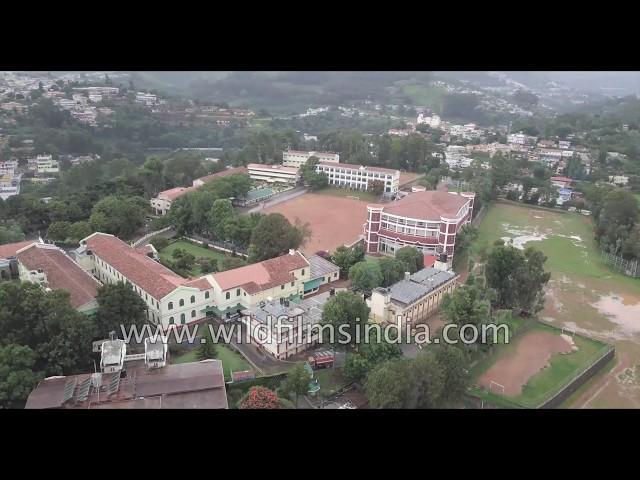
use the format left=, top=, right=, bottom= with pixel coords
left=474, top=203, right=640, bottom=407
left=478, top=331, right=573, bottom=396
left=263, top=193, right=370, bottom=255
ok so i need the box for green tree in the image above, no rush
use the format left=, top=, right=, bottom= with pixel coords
left=68, top=221, right=93, bottom=241
left=197, top=325, right=218, bottom=360
left=365, top=359, right=414, bottom=408
left=207, top=199, right=234, bottom=241
left=321, top=291, right=370, bottom=349
left=395, top=246, right=424, bottom=273
left=433, top=344, right=470, bottom=406
left=220, top=257, right=246, bottom=271
left=95, top=282, right=148, bottom=337
left=377, top=257, right=406, bottom=287
left=47, top=221, right=71, bottom=241
left=248, top=213, right=310, bottom=262
left=349, top=261, right=383, bottom=292
left=0, top=222, right=25, bottom=244
left=282, top=362, right=311, bottom=407
left=89, top=195, right=146, bottom=238
left=0, top=344, right=40, bottom=408
left=331, top=245, right=363, bottom=279
left=368, top=179, right=385, bottom=197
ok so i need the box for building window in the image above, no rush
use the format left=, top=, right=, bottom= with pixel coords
left=179, top=299, right=184, bottom=307
left=205, top=291, right=210, bottom=299
left=226, top=292, right=230, bottom=300
left=291, top=282, right=294, bottom=286
left=301, top=269, right=305, bottom=275
left=180, top=313, right=185, bottom=324
left=168, top=302, right=173, bottom=310
left=191, top=310, right=196, bottom=318
left=169, top=317, right=174, bottom=324
left=281, top=285, right=285, bottom=290
left=190, top=295, right=195, bottom=304
left=236, top=288, right=240, bottom=297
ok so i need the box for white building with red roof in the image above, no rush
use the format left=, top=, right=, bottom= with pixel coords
left=75, top=233, right=340, bottom=328
left=315, top=162, right=400, bottom=198
left=247, top=163, right=300, bottom=184
left=16, top=243, right=101, bottom=314
left=150, top=166, right=248, bottom=216
left=363, top=190, right=475, bottom=261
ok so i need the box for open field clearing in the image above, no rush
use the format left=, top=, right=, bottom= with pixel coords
left=472, top=202, right=640, bottom=407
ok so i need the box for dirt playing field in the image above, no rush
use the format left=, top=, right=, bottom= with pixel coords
left=478, top=330, right=574, bottom=397
left=263, top=193, right=370, bottom=255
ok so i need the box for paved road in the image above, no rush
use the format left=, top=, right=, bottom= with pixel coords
left=246, top=186, right=308, bottom=214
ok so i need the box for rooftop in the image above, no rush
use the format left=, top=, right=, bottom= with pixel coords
left=381, top=190, right=471, bottom=221
left=242, top=290, right=333, bottom=330
left=83, top=233, right=186, bottom=300
left=306, top=254, right=340, bottom=279
left=16, top=243, right=101, bottom=309
left=247, top=163, right=299, bottom=173
left=195, top=166, right=248, bottom=184
left=212, top=250, right=309, bottom=294
left=0, top=239, right=39, bottom=259
left=25, top=360, right=228, bottom=409
left=317, top=161, right=399, bottom=175
left=378, top=267, right=458, bottom=306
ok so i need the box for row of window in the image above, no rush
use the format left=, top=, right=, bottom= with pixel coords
left=381, top=215, right=440, bottom=229
left=317, top=167, right=394, bottom=180
left=168, top=310, right=198, bottom=325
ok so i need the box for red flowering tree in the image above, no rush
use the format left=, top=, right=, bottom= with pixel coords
left=238, top=386, right=281, bottom=409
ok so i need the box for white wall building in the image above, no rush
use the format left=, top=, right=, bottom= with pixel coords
left=315, top=162, right=400, bottom=197
left=248, top=163, right=300, bottom=184
left=282, top=149, right=340, bottom=168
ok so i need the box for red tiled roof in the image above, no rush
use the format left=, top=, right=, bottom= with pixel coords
left=183, top=277, right=213, bottom=290
left=196, top=166, right=248, bottom=184
left=318, top=162, right=399, bottom=175
left=158, top=186, right=196, bottom=201
left=380, top=191, right=470, bottom=221
left=423, top=254, right=437, bottom=268
left=16, top=244, right=100, bottom=309
left=85, top=233, right=186, bottom=300
left=212, top=251, right=309, bottom=294
left=0, top=240, right=38, bottom=259
left=550, top=176, right=573, bottom=183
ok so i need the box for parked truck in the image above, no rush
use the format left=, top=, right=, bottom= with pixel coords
left=308, top=351, right=335, bottom=369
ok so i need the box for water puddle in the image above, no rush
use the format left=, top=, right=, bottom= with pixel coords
left=590, top=294, right=640, bottom=336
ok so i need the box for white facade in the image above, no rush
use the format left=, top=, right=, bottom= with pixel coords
left=248, top=163, right=300, bottom=184
left=35, top=155, right=59, bottom=174
left=282, top=150, right=340, bottom=168
left=315, top=163, right=400, bottom=197
left=417, top=114, right=441, bottom=128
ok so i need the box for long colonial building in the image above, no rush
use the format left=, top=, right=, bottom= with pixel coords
left=282, top=149, right=339, bottom=168
left=364, top=190, right=475, bottom=261
left=314, top=162, right=400, bottom=198
left=75, top=233, right=340, bottom=329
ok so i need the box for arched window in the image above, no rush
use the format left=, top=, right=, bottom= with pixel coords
left=205, top=291, right=210, bottom=299
left=169, top=317, right=174, bottom=324
left=179, top=299, right=184, bottom=307
left=180, top=313, right=185, bottom=324
left=168, top=302, right=174, bottom=310
left=190, top=295, right=195, bottom=304
left=225, top=292, right=230, bottom=300
left=191, top=310, right=196, bottom=318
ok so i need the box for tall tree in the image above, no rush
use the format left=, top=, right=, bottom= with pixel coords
left=0, top=344, right=40, bottom=408
left=95, top=282, right=148, bottom=338
left=282, top=362, right=310, bottom=407
left=197, top=324, right=218, bottom=360
left=378, top=257, right=407, bottom=287
left=248, top=213, right=310, bottom=262
left=321, top=291, right=370, bottom=349
left=395, top=246, right=424, bottom=273
left=349, top=261, right=383, bottom=292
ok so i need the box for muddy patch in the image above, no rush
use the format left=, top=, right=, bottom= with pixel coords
left=591, top=294, right=640, bottom=336
left=478, top=330, right=574, bottom=396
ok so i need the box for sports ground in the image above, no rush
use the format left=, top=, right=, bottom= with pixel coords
left=263, top=192, right=370, bottom=255
left=469, top=202, right=640, bottom=408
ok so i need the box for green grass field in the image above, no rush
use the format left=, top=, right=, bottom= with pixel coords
left=400, top=83, right=446, bottom=111
left=315, top=187, right=378, bottom=203
left=469, top=201, right=637, bottom=408
left=159, top=240, right=245, bottom=276
left=313, top=368, right=349, bottom=398
left=173, top=345, right=250, bottom=381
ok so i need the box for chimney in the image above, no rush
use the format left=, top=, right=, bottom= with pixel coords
left=289, top=249, right=296, bottom=256
left=404, top=271, right=411, bottom=281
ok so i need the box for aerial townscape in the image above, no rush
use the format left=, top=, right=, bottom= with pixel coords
left=1, top=71, right=639, bottom=410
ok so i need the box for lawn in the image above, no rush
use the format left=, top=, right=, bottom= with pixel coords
left=401, top=83, right=446, bottom=111
left=159, top=240, right=246, bottom=276
left=469, top=201, right=639, bottom=408
left=315, top=187, right=379, bottom=203
left=173, top=344, right=251, bottom=381
left=313, top=367, right=349, bottom=398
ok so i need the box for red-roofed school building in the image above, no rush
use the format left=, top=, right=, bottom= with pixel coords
left=364, top=190, right=475, bottom=262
